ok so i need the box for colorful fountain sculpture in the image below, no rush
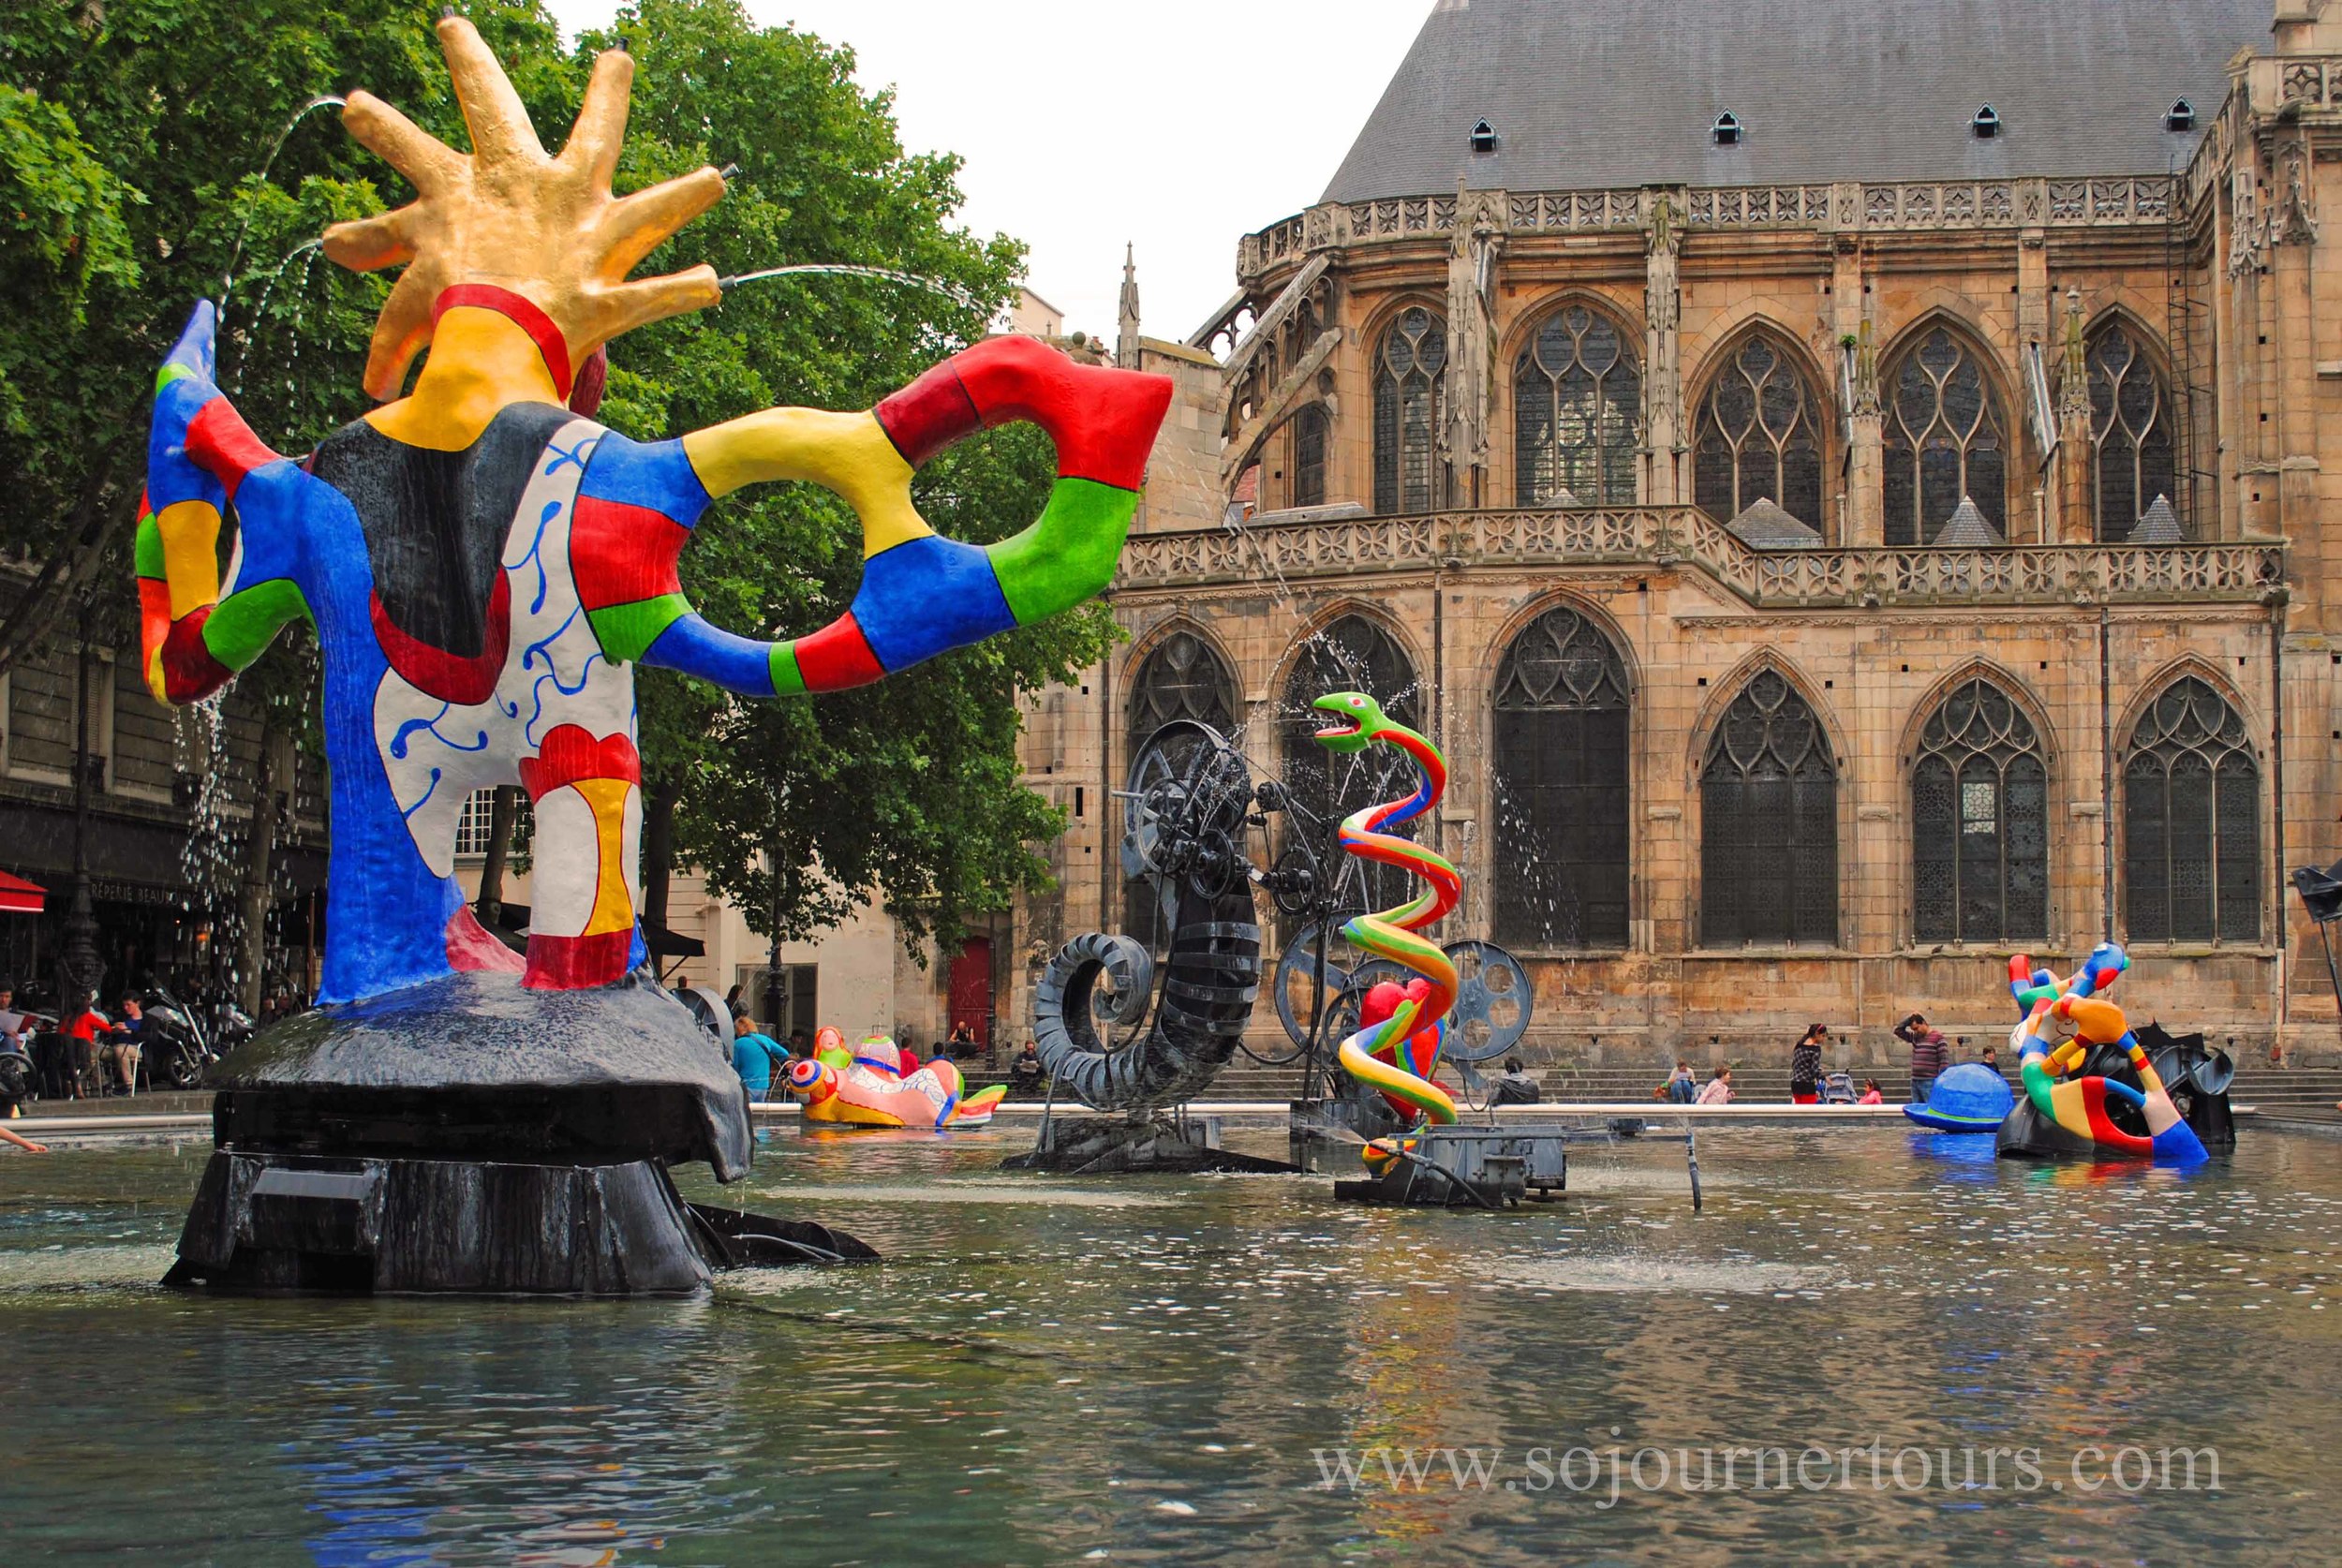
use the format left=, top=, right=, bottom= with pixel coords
left=1306, top=692, right=1567, bottom=1206
left=1994, top=946, right=2231, bottom=1162
left=148, top=18, right=1168, bottom=1293
left=788, top=1028, right=1007, bottom=1131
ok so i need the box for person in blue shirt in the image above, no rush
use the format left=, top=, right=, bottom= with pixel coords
left=730, top=1013, right=790, bottom=1101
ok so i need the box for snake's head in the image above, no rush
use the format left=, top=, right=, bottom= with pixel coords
left=1312, top=690, right=1388, bottom=754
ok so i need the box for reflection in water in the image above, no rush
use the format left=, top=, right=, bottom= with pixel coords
left=1, top=1129, right=2338, bottom=1564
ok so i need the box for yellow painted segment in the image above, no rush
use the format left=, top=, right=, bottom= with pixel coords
left=143, top=646, right=166, bottom=703
left=156, top=500, right=223, bottom=619
left=574, top=777, right=637, bottom=936
left=682, top=408, right=930, bottom=558
left=2048, top=1078, right=2095, bottom=1140
left=363, top=307, right=563, bottom=451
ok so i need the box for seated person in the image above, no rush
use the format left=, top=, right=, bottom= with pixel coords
left=1858, top=1077, right=1885, bottom=1104
left=1490, top=1057, right=1542, bottom=1104
left=1009, top=1040, right=1045, bottom=1098
left=98, top=994, right=144, bottom=1096
left=729, top=1013, right=790, bottom=1102
left=1695, top=1065, right=1735, bottom=1104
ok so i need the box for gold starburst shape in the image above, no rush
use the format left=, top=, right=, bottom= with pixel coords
left=322, top=15, right=724, bottom=400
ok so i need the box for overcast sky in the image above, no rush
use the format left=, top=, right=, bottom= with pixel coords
left=542, top=0, right=1435, bottom=343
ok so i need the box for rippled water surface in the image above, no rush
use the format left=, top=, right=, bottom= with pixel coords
left=2, top=1124, right=2338, bottom=1564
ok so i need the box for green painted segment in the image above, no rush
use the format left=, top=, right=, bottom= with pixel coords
left=986, top=476, right=1136, bottom=625
left=586, top=593, right=690, bottom=664
left=155, top=362, right=194, bottom=395
left=135, top=514, right=166, bottom=578
left=201, top=578, right=310, bottom=670
left=769, top=640, right=806, bottom=697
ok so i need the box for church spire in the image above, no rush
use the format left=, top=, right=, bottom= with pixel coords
left=1117, top=242, right=1140, bottom=367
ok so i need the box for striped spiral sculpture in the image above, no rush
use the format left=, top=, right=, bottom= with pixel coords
left=1312, top=691, right=1464, bottom=1166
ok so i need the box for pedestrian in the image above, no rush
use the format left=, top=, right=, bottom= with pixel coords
left=1490, top=1057, right=1542, bottom=1105
left=1789, top=1023, right=1827, bottom=1105
left=1009, top=1039, right=1045, bottom=1098
left=0, top=984, right=24, bottom=1052
left=1664, top=1059, right=1697, bottom=1103
left=1857, top=1077, right=1885, bottom=1104
left=723, top=983, right=745, bottom=1016
left=101, top=994, right=145, bottom=1096
left=1895, top=1013, right=1949, bottom=1104
left=61, top=995, right=110, bottom=1099
left=728, top=1013, right=789, bottom=1102
left=1695, top=1065, right=1735, bottom=1105
left=787, top=1028, right=811, bottom=1059
left=1978, top=1041, right=2001, bottom=1076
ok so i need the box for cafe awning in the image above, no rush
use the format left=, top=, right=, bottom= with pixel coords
left=0, top=870, right=46, bottom=914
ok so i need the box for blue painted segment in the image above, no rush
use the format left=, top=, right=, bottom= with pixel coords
left=578, top=431, right=710, bottom=526
left=849, top=532, right=1015, bottom=673
left=642, top=612, right=779, bottom=696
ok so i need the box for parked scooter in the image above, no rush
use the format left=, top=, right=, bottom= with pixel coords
left=139, top=988, right=247, bottom=1090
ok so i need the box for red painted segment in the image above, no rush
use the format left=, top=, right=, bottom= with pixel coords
left=444, top=905, right=526, bottom=974
left=945, top=335, right=1172, bottom=491
left=518, top=724, right=644, bottom=801
left=570, top=496, right=688, bottom=610
left=523, top=928, right=634, bottom=990
left=874, top=361, right=981, bottom=466
left=434, top=283, right=573, bottom=399
left=161, top=607, right=233, bottom=703
left=790, top=614, right=887, bottom=690
left=185, top=397, right=282, bottom=502
left=369, top=573, right=511, bottom=708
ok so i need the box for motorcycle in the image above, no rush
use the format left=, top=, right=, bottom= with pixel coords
left=139, top=988, right=247, bottom=1091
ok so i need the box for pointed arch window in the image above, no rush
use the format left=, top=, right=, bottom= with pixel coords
left=1123, top=632, right=1238, bottom=937
left=1514, top=304, right=1640, bottom=507
left=1913, top=678, right=2048, bottom=942
left=1700, top=671, right=1837, bottom=946
left=2123, top=677, right=2259, bottom=942
left=1492, top=606, right=1631, bottom=948
left=1292, top=405, right=1328, bottom=509
left=1372, top=307, right=1446, bottom=514
left=1694, top=333, right=1824, bottom=529
left=1883, top=325, right=2007, bottom=545
left=2087, top=322, right=2177, bottom=541
left=1280, top=616, right=1422, bottom=928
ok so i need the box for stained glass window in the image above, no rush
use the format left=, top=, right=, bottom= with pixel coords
left=2123, top=677, right=2258, bottom=942
left=1700, top=671, right=1837, bottom=946
left=1492, top=606, right=1631, bottom=948
left=1913, top=678, right=2048, bottom=941
left=1514, top=305, right=1640, bottom=506
left=1883, top=326, right=2007, bottom=544
left=2087, top=323, right=2178, bottom=541
left=1372, top=307, right=1446, bottom=514
left=1292, top=405, right=1327, bottom=509
left=1693, top=333, right=1824, bottom=529
left=1122, top=632, right=1238, bottom=937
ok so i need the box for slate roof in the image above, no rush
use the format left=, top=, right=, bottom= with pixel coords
left=1933, top=496, right=2004, bottom=546
left=2128, top=493, right=2186, bottom=543
left=1726, top=496, right=1824, bottom=550
left=1323, top=0, right=2265, bottom=204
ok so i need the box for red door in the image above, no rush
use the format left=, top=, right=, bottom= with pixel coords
left=946, top=937, right=993, bottom=1049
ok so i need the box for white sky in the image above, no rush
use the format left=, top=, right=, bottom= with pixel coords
left=543, top=0, right=1436, bottom=342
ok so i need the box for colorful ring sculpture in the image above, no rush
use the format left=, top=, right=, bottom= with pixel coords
left=2003, top=944, right=2208, bottom=1163
left=787, top=1028, right=1007, bottom=1131
left=133, top=17, right=1171, bottom=1007
left=1310, top=691, right=1463, bottom=1171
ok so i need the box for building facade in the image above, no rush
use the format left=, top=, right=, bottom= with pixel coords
left=1007, top=0, right=2342, bottom=1067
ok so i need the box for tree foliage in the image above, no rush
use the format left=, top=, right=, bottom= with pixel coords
left=0, top=0, right=1114, bottom=957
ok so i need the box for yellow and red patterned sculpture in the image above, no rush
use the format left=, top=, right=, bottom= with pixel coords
left=135, top=18, right=1170, bottom=1006
left=786, top=1027, right=1007, bottom=1131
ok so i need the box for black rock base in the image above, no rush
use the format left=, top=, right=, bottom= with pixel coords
left=165, top=1151, right=719, bottom=1294
left=1001, top=1114, right=1296, bottom=1175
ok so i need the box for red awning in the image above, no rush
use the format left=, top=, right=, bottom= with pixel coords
left=0, top=870, right=45, bottom=914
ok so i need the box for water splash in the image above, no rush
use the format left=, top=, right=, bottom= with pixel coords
left=718, top=262, right=988, bottom=317
left=230, top=238, right=321, bottom=399
left=216, top=95, right=348, bottom=318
